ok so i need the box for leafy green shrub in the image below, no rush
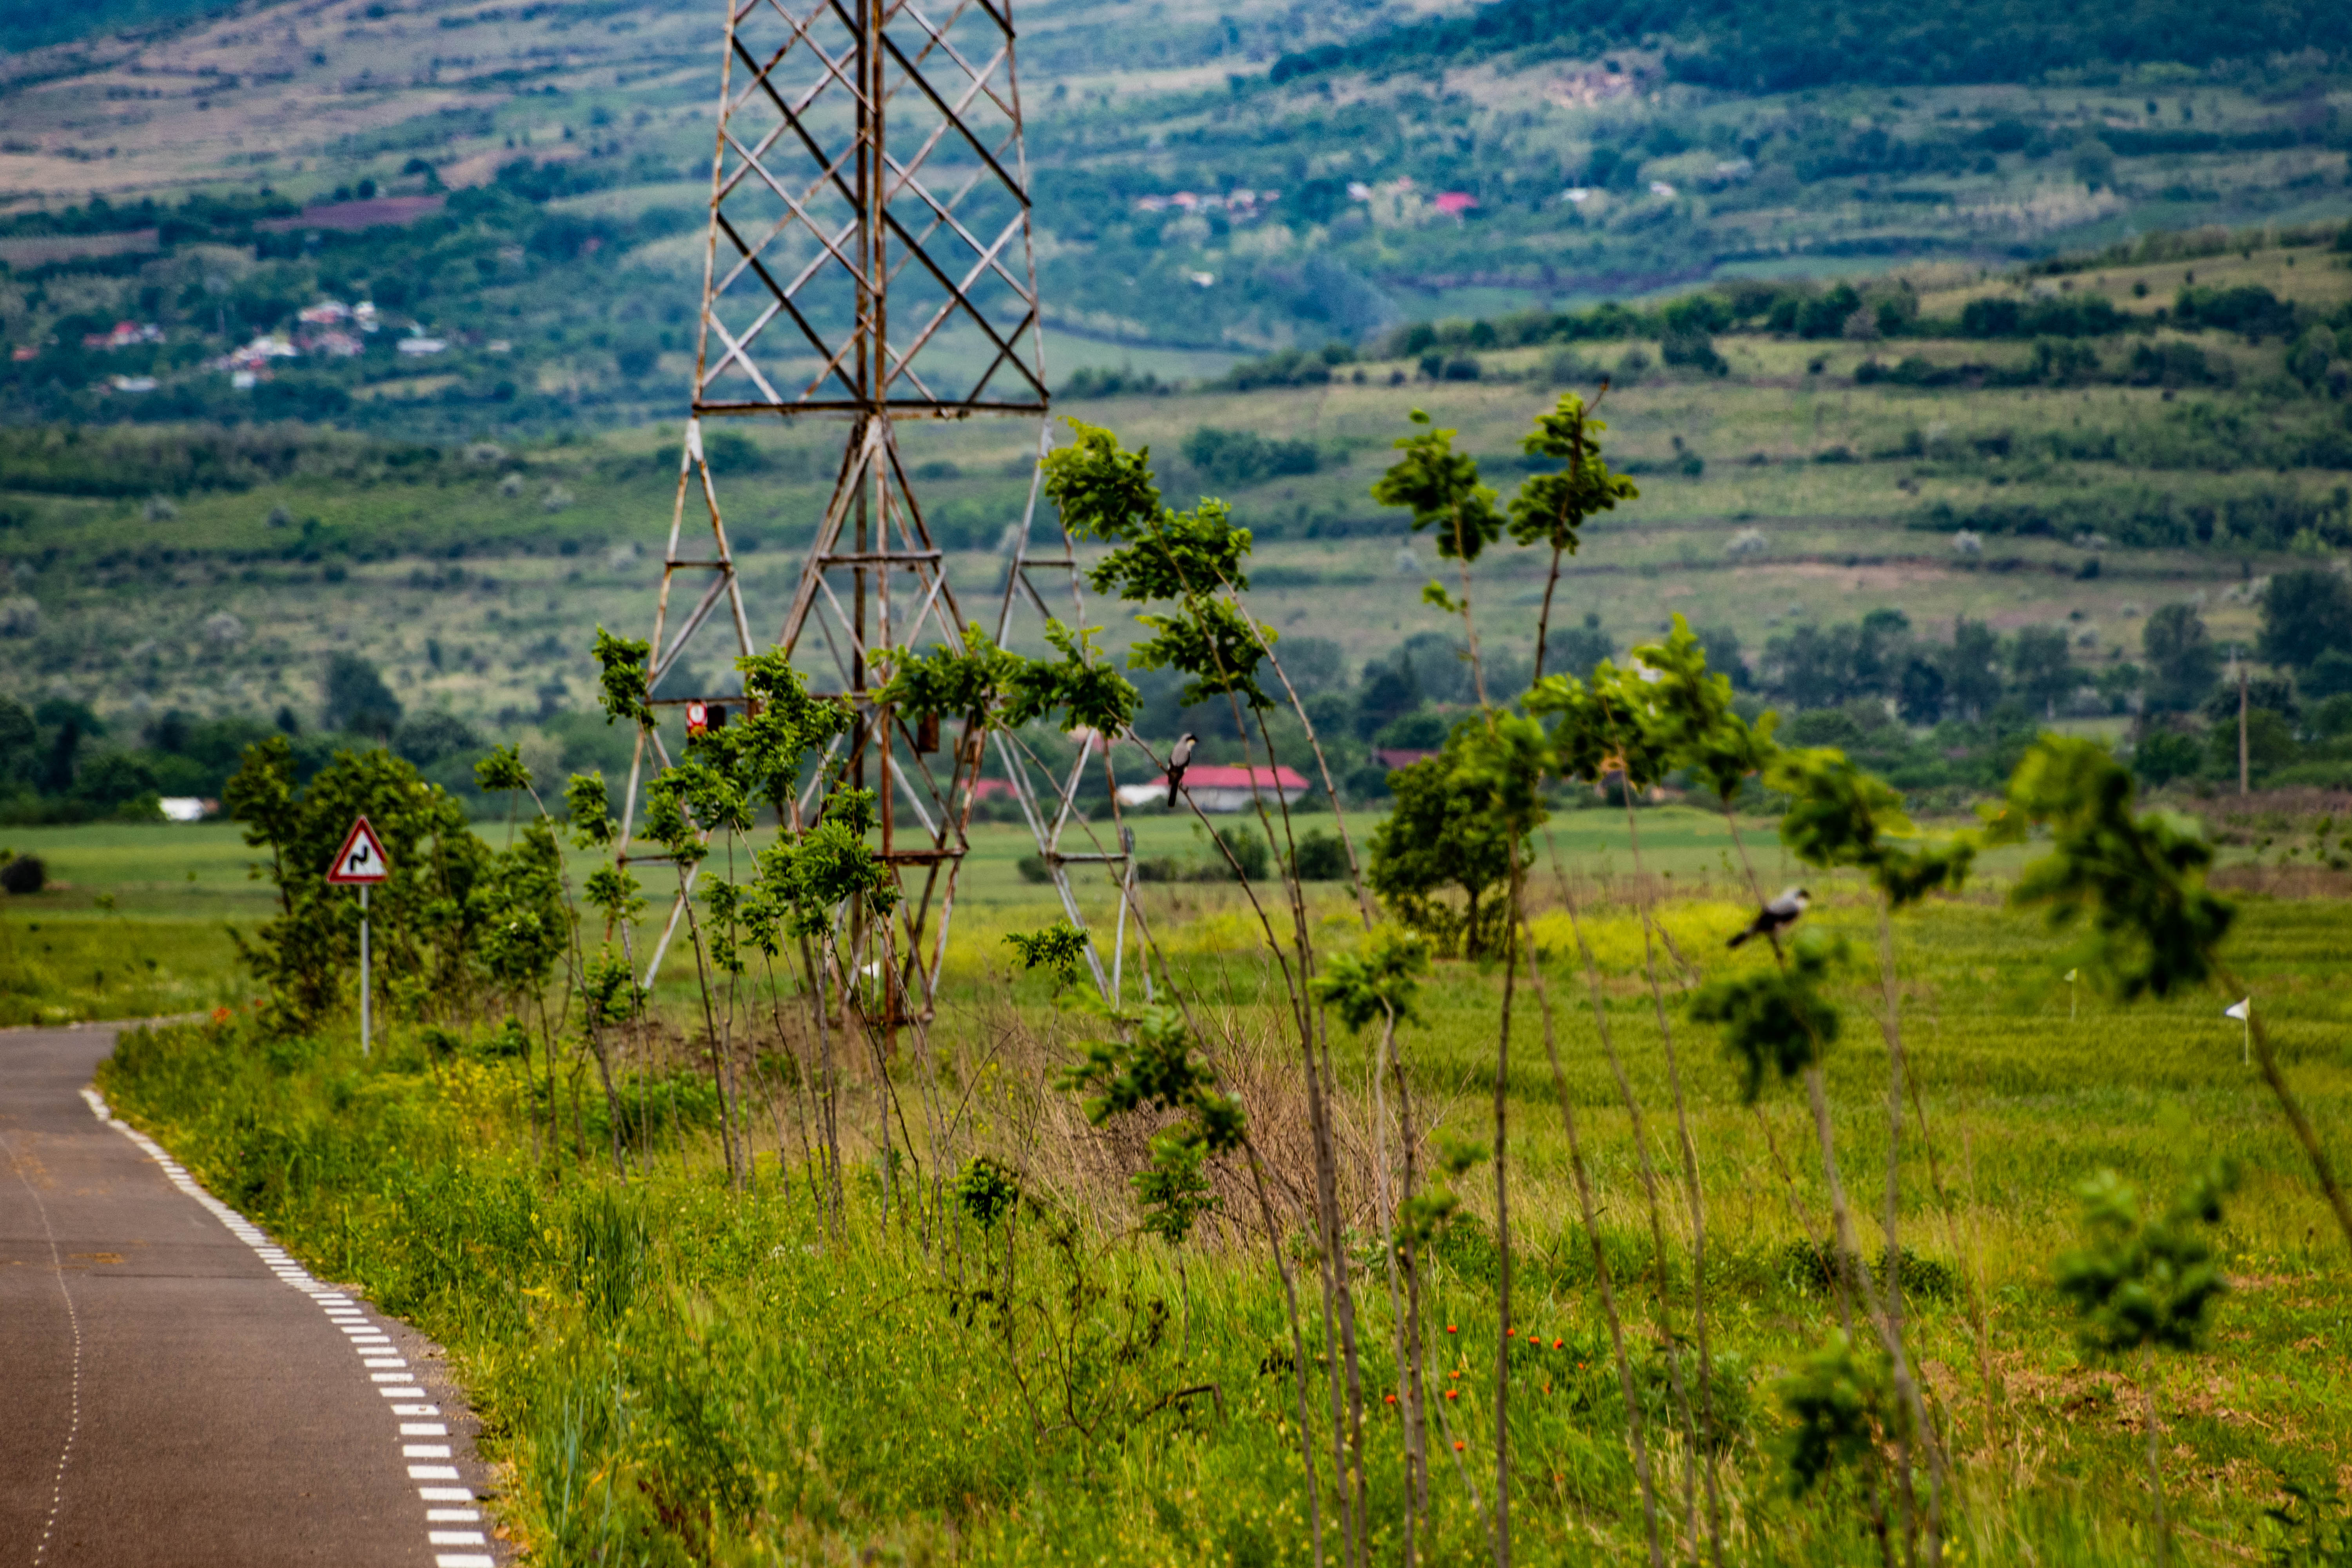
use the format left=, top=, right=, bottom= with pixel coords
left=1207, top=824, right=1270, bottom=881
left=953, top=1156, right=1022, bottom=1228
left=1776, top=1238, right=1960, bottom=1302
left=1291, top=828, right=1349, bottom=881
left=0, top=852, right=44, bottom=894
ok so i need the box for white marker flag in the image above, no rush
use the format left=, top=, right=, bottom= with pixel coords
left=2223, top=998, right=2250, bottom=1021
left=2225, top=997, right=2250, bottom=1065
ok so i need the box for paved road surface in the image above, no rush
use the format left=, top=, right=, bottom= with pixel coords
left=0, top=1024, right=499, bottom=1567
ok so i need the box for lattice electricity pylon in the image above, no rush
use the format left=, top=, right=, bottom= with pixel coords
left=617, top=0, right=1104, bottom=1020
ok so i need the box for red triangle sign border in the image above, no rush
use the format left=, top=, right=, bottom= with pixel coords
left=325, top=815, right=391, bottom=884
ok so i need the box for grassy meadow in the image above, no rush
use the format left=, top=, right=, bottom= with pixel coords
left=61, top=788, right=2352, bottom=1563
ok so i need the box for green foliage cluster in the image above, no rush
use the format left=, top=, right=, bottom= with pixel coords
left=1993, top=737, right=2232, bottom=999
left=223, top=737, right=505, bottom=1024
left=2056, top=1162, right=2240, bottom=1357
left=1044, top=419, right=1277, bottom=711
left=1061, top=1005, right=1247, bottom=1243
left=1688, top=935, right=1846, bottom=1102
left=1778, top=1331, right=1892, bottom=1497
left=1367, top=745, right=1519, bottom=958
left=1004, top=918, right=1089, bottom=984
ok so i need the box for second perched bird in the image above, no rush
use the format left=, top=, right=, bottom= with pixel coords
left=1165, top=733, right=1199, bottom=808
left=1728, top=886, right=1810, bottom=948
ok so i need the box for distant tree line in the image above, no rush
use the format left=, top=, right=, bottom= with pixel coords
left=1918, top=487, right=2352, bottom=553
left=0, top=650, right=629, bottom=826
left=1363, top=262, right=2348, bottom=363
left=1745, top=573, right=2352, bottom=796
left=1268, top=0, right=2352, bottom=94
left=1122, top=570, right=2352, bottom=809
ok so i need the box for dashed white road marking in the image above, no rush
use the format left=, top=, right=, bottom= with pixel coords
left=10, top=1117, right=85, bottom=1568
left=82, top=1087, right=496, bottom=1565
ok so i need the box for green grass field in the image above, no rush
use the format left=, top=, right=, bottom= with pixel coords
left=60, top=784, right=2352, bottom=1563
left=0, top=802, right=2071, bottom=1024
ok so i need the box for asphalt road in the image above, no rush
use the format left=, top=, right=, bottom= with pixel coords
left=0, top=1024, right=499, bottom=1567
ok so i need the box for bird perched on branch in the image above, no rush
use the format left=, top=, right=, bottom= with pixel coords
left=1165, top=733, right=1199, bottom=808
left=1728, top=887, right=1809, bottom=948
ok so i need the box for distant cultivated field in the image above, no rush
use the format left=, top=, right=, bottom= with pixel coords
left=8, top=229, right=2338, bottom=732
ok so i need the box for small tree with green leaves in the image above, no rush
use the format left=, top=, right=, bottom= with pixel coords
left=1366, top=743, right=1520, bottom=958
left=1059, top=1005, right=1246, bottom=1246
left=223, top=737, right=491, bottom=1028
left=1004, top=919, right=1090, bottom=995
left=1049, top=415, right=1373, bottom=1566
left=1507, top=392, right=1639, bottom=680
left=1371, top=410, right=1503, bottom=705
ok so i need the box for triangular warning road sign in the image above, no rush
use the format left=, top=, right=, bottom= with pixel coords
left=325, top=815, right=390, bottom=884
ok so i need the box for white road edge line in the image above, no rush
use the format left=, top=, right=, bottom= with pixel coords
left=83, top=1085, right=491, bottom=1565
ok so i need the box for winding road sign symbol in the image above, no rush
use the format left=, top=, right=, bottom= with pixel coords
left=325, top=816, right=390, bottom=884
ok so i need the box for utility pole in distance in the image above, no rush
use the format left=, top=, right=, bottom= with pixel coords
left=2238, top=656, right=2250, bottom=797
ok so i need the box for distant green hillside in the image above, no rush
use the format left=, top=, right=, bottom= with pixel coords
left=2, top=0, right=2349, bottom=387
left=0, top=0, right=227, bottom=51
left=1272, top=0, right=2352, bottom=90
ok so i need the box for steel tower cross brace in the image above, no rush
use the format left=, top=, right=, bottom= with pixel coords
left=618, top=0, right=1129, bottom=1011
left=988, top=434, right=1134, bottom=1002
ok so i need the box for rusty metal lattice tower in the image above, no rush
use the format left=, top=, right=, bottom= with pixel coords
left=621, top=0, right=1129, bottom=1009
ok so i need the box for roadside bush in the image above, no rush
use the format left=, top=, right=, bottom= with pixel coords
left=1, top=852, right=44, bottom=893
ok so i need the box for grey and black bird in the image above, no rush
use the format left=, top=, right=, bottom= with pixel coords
left=1727, top=886, right=1810, bottom=948
left=1165, top=733, right=1199, bottom=808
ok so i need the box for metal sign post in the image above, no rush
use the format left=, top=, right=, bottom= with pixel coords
left=325, top=816, right=391, bottom=1056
